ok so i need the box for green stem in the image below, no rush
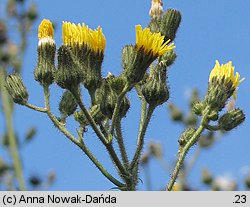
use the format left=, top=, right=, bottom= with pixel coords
left=142, top=164, right=152, bottom=191
left=0, top=69, right=26, bottom=191
left=70, top=88, right=129, bottom=179
left=130, top=104, right=155, bottom=171
left=71, top=89, right=107, bottom=144
left=24, top=103, right=47, bottom=113
left=115, top=118, right=129, bottom=168
left=88, top=88, right=96, bottom=106
left=185, top=146, right=201, bottom=178
left=43, top=86, right=125, bottom=188
left=109, top=84, right=130, bottom=136
left=167, top=113, right=210, bottom=191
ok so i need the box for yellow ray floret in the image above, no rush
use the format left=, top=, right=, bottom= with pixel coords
left=209, top=60, right=245, bottom=99
left=62, top=21, right=106, bottom=53
left=135, top=25, right=175, bottom=57
left=88, top=26, right=106, bottom=53
left=38, top=19, right=54, bottom=40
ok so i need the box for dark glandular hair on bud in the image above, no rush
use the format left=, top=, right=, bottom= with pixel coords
left=34, top=43, right=56, bottom=86
left=204, top=77, right=235, bottom=111
left=218, top=108, right=245, bottom=131
left=5, top=73, right=29, bottom=105
left=59, top=90, right=77, bottom=117
left=55, top=45, right=82, bottom=91
left=160, top=9, right=182, bottom=42
left=142, top=65, right=169, bottom=106
left=96, top=79, right=130, bottom=119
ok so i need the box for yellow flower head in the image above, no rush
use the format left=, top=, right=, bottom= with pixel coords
left=62, top=22, right=88, bottom=45
left=38, top=19, right=54, bottom=41
left=62, top=21, right=106, bottom=53
left=135, top=25, right=175, bottom=57
left=209, top=60, right=245, bottom=99
left=88, top=26, right=106, bottom=53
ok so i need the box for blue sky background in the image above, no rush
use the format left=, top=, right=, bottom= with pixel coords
left=1, top=0, right=250, bottom=190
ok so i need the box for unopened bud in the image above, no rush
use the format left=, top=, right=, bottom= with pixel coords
left=205, top=77, right=235, bottom=111
left=192, top=101, right=204, bottom=116
left=160, top=50, right=177, bottom=67
left=160, top=9, right=182, bottom=42
left=96, top=78, right=130, bottom=119
left=55, top=45, right=82, bottom=90
left=5, top=73, right=29, bottom=105
left=59, top=90, right=77, bottom=117
left=27, top=3, right=38, bottom=21
left=208, top=110, right=219, bottom=121
left=178, top=127, right=196, bottom=147
left=149, top=142, right=163, bottom=158
left=35, top=19, right=56, bottom=86
left=201, top=168, right=213, bottom=185
left=198, top=132, right=215, bottom=148
left=82, top=50, right=103, bottom=92
left=142, top=66, right=169, bottom=106
left=74, top=104, right=105, bottom=126
left=218, top=108, right=245, bottom=131
left=140, top=152, right=150, bottom=165
left=184, top=112, right=197, bottom=126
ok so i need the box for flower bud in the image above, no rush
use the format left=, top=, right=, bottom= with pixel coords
left=55, top=45, right=82, bottom=90
left=59, top=90, right=77, bottom=117
left=201, top=168, right=213, bottom=185
left=184, top=112, right=197, bottom=126
left=168, top=103, right=183, bottom=121
left=5, top=73, right=29, bottom=105
left=140, top=152, right=150, bottom=165
left=96, top=76, right=130, bottom=119
left=192, top=101, right=204, bottom=116
left=198, top=132, right=215, bottom=148
left=82, top=50, right=103, bottom=92
left=160, top=50, right=177, bottom=67
left=149, top=142, right=163, bottom=158
left=142, top=65, right=169, bottom=106
left=218, top=108, right=245, bottom=131
left=160, top=9, right=182, bottom=42
left=34, top=19, right=56, bottom=86
left=207, top=110, right=219, bottom=121
left=27, top=3, right=38, bottom=21
left=74, top=104, right=105, bottom=126
left=178, top=127, right=196, bottom=147
left=205, top=77, right=235, bottom=111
